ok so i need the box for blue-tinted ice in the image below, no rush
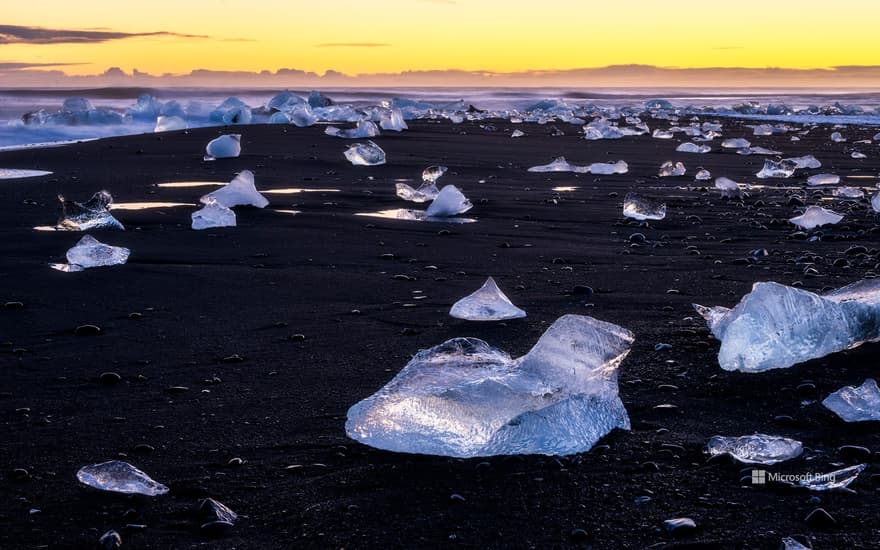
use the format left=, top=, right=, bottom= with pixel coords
left=57, top=191, right=124, bottom=231
left=192, top=198, right=236, bottom=230
left=425, top=185, right=472, bottom=218
left=822, top=379, right=880, bottom=422
left=344, top=141, right=386, bottom=166
left=204, top=134, right=241, bottom=160
left=706, top=434, right=802, bottom=465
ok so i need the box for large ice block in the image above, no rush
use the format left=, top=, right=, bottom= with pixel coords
left=695, top=279, right=880, bottom=372
left=64, top=235, right=130, bottom=269
left=676, top=143, right=710, bottom=153
left=346, top=314, right=634, bottom=457
left=706, top=434, right=802, bottom=465
left=580, top=161, right=628, bottom=175
left=200, top=170, right=268, bottom=208
left=785, top=155, right=822, bottom=169
left=76, top=460, right=168, bottom=496
left=715, top=177, right=742, bottom=199
left=425, top=185, right=472, bottom=217
left=806, top=174, right=840, bottom=186
left=789, top=206, right=842, bottom=229
left=204, top=134, right=241, bottom=160
left=822, top=379, right=880, bottom=422
left=344, top=141, right=386, bottom=166
left=449, top=277, right=527, bottom=321
left=622, top=192, right=666, bottom=220
left=57, top=191, right=124, bottom=231
left=192, top=198, right=236, bottom=230
left=379, top=109, right=408, bottom=132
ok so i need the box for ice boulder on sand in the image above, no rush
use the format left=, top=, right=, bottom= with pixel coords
left=344, top=140, right=386, bottom=166
left=60, top=235, right=130, bottom=271
left=756, top=159, right=797, bottom=179
left=622, top=192, right=666, bottom=220
left=191, top=198, right=236, bottom=230
left=676, top=142, right=710, bottom=153
left=722, top=138, right=751, bottom=149
left=449, top=277, right=527, bottom=321
left=200, top=170, right=268, bottom=208
left=785, top=155, right=822, bottom=169
left=396, top=182, right=439, bottom=203
left=426, top=185, right=472, bottom=218
left=873, top=191, right=880, bottom=213
left=715, top=177, right=742, bottom=199
left=659, top=161, right=686, bottom=177
left=345, top=314, right=634, bottom=457
left=807, top=173, right=840, bottom=186
left=581, top=161, right=628, bottom=175
left=822, top=379, right=880, bottom=422
left=706, top=434, right=802, bottom=465
left=57, top=191, right=124, bottom=231
left=695, top=168, right=712, bottom=181
left=379, top=109, right=408, bottom=132
left=204, top=134, right=241, bottom=160
left=325, top=120, right=380, bottom=139
left=77, top=460, right=168, bottom=496
left=694, top=279, right=880, bottom=372
left=789, top=206, right=843, bottom=229
left=422, top=165, right=448, bottom=184
left=154, top=115, right=187, bottom=133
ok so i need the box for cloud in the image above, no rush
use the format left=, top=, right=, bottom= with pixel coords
left=316, top=42, right=390, bottom=48
left=0, top=24, right=209, bottom=45
left=0, top=61, right=84, bottom=70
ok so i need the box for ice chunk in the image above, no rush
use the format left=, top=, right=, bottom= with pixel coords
left=782, top=537, right=810, bottom=550
left=267, top=90, right=305, bottom=112
left=798, top=464, right=866, bottom=491
left=396, top=182, right=439, bottom=203
left=582, top=119, right=623, bottom=140
left=738, top=146, right=782, bottom=156
left=209, top=97, right=252, bottom=125
left=325, top=120, right=380, bottom=139
left=191, top=198, right=236, bottom=230
left=722, top=138, right=751, bottom=149
left=756, top=159, right=797, bottom=179
left=154, top=115, right=187, bottom=133
left=789, top=205, right=843, bottom=229
left=822, top=379, right=880, bottom=422
left=833, top=187, right=864, bottom=199
left=715, top=177, right=742, bottom=199
left=204, top=134, right=241, bottom=160
left=77, top=460, right=168, bottom=496
left=511, top=129, right=525, bottom=138
left=676, top=142, right=710, bottom=153
left=57, top=191, right=124, bottom=231
left=344, top=140, right=386, bottom=166
left=379, top=109, right=408, bottom=132
left=785, top=155, right=821, bottom=169
left=623, top=192, right=666, bottom=220
left=289, top=104, right=318, bottom=127
left=695, top=168, right=712, bottom=181
left=0, top=168, right=52, bottom=179
left=705, top=434, right=802, bottom=465
left=874, top=132, right=880, bottom=141
left=652, top=129, right=674, bottom=139
left=694, top=279, right=880, bottom=372
left=449, top=277, right=526, bottom=321
left=851, top=151, right=867, bottom=159
left=345, top=314, right=634, bottom=457
left=269, top=112, right=291, bottom=124
left=806, top=173, right=840, bottom=186
left=580, top=161, right=628, bottom=175
left=528, top=156, right=579, bottom=173
left=830, top=131, right=846, bottom=142
left=200, top=170, right=268, bottom=208
left=873, top=191, right=880, bottom=213
left=751, top=124, right=774, bottom=136
left=308, top=90, right=334, bottom=108
left=658, top=161, right=686, bottom=177
left=425, top=185, right=472, bottom=217
left=422, top=165, right=448, bottom=183
left=64, top=235, right=130, bottom=269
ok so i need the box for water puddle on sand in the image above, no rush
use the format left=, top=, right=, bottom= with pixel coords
left=156, top=181, right=225, bottom=188
left=0, top=168, right=53, bottom=179
left=356, top=209, right=477, bottom=224
left=262, top=188, right=340, bottom=194
left=110, top=202, right=194, bottom=210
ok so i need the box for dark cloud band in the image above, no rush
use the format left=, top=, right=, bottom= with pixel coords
left=0, top=25, right=208, bottom=45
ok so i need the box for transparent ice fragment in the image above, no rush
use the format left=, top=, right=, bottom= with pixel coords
left=789, top=205, right=843, bottom=229
left=65, top=235, right=130, bottom=269
left=751, top=124, right=774, bottom=136
left=76, top=460, right=168, bottom=496
left=396, top=182, right=439, bottom=203
left=659, top=161, right=686, bottom=177
left=449, top=277, right=527, bottom=321
left=822, top=379, right=880, bottom=422
left=676, top=142, right=710, bottom=153
left=425, top=185, right=472, bottom=217
left=694, top=279, right=880, bottom=372
left=511, top=129, right=525, bottom=138
left=204, top=134, right=241, bottom=160
left=872, top=191, right=880, bottom=213
left=345, top=314, right=634, bottom=457
left=830, top=131, right=846, bottom=142
left=580, top=161, right=628, bottom=175
left=652, top=129, right=674, bottom=139
left=695, top=168, right=712, bottom=181
left=57, top=191, right=124, bottom=231
left=422, top=165, right=448, bottom=183
left=757, top=159, right=797, bottom=179
left=781, top=537, right=810, bottom=550
left=705, top=434, right=802, bottom=465
left=722, top=138, right=751, bottom=149
left=798, top=464, right=866, bottom=491
left=379, top=109, right=408, bottom=132
left=200, top=170, right=269, bottom=208
left=806, top=173, right=840, bottom=186
left=154, top=115, right=187, bottom=133
left=785, top=155, right=821, bottom=169
left=833, top=187, right=864, bottom=199
left=715, top=177, right=742, bottom=199
left=623, top=192, right=666, bottom=220
left=344, top=140, right=386, bottom=166
left=192, top=198, right=236, bottom=230
left=325, top=120, right=380, bottom=139
left=528, top=156, right=578, bottom=173
left=289, top=104, right=318, bottom=127
left=851, top=151, right=867, bottom=159
left=738, top=146, right=782, bottom=156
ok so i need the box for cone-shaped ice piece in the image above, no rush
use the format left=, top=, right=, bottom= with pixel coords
left=757, top=159, right=797, bottom=179
left=425, top=185, right=472, bottom=217
left=77, top=460, right=168, bottom=496
left=449, top=277, right=527, bottom=321
left=833, top=187, right=864, bottom=199
left=659, top=161, right=686, bottom=177
left=785, top=155, right=822, bottom=169
left=694, top=279, right=880, bottom=372
left=789, top=206, right=843, bottom=229
left=396, top=182, right=439, bottom=203
left=344, top=140, right=386, bottom=166
left=676, top=142, right=710, bottom=153
left=580, top=161, right=629, bottom=175
left=722, top=138, right=751, bottom=149
left=695, top=168, right=712, bottom=181
left=64, top=235, right=130, bottom=269
left=345, top=314, right=634, bottom=457
left=623, top=192, right=666, bottom=220
left=379, top=109, right=408, bottom=132
left=422, top=165, right=448, bottom=183
left=528, top=156, right=579, bottom=173
left=154, top=115, right=186, bottom=133
left=192, top=198, right=236, bottom=230
left=204, top=134, right=241, bottom=160
left=325, top=120, right=380, bottom=139
left=200, top=170, right=268, bottom=208
left=706, top=434, right=802, bottom=465
left=807, top=173, right=840, bottom=186
left=822, top=379, right=880, bottom=422
left=57, top=191, right=124, bottom=231
left=715, top=177, right=742, bottom=199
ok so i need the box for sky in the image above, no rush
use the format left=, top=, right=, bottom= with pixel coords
left=2, top=0, right=879, bottom=87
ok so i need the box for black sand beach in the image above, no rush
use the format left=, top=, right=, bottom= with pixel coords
left=2, top=119, right=879, bottom=548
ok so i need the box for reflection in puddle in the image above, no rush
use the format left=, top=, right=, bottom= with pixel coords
left=552, top=186, right=579, bottom=192
left=262, top=188, right=340, bottom=195
left=356, top=209, right=477, bottom=224
left=156, top=181, right=225, bottom=188
left=272, top=209, right=301, bottom=215
left=49, top=263, right=84, bottom=272
left=110, top=202, right=194, bottom=210
left=0, top=168, right=53, bottom=179
left=33, top=226, right=58, bottom=232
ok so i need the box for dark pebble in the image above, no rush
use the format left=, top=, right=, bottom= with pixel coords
left=838, top=445, right=871, bottom=463
left=3, top=301, right=24, bottom=309
left=221, top=354, right=245, bottom=363
left=570, top=528, right=590, bottom=541
left=663, top=517, right=697, bottom=535
left=200, top=520, right=234, bottom=537
left=99, top=372, right=122, bottom=384
left=804, top=508, right=836, bottom=529
left=288, top=333, right=306, bottom=342
left=571, top=285, right=593, bottom=296
left=198, top=497, right=238, bottom=523
left=74, top=324, right=103, bottom=336
left=99, top=530, right=122, bottom=549
left=629, top=233, right=646, bottom=244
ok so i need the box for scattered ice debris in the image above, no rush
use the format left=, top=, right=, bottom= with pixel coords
left=344, top=140, right=386, bottom=166
left=0, top=168, right=52, bottom=179
left=511, top=129, right=525, bottom=138
left=756, top=159, right=797, bottom=179
left=396, top=181, right=439, bottom=203
left=528, top=156, right=579, bottom=173
left=695, top=279, right=880, bottom=372
left=204, top=134, right=241, bottom=160
left=63, top=235, right=130, bottom=270
left=582, top=118, right=624, bottom=140
left=57, top=191, right=124, bottom=231
left=833, top=187, right=865, bottom=199
left=722, top=138, right=751, bottom=149
left=200, top=170, right=269, bottom=208
left=714, top=177, right=742, bottom=199
left=379, top=109, right=408, bottom=132
left=325, top=120, right=380, bottom=139
left=830, top=131, right=846, bottom=142
left=583, top=160, right=628, bottom=175
left=76, top=460, right=168, bottom=496
left=425, top=185, right=472, bottom=218
left=706, top=434, right=802, bottom=465
left=807, top=173, right=840, bottom=186
left=345, top=314, right=634, bottom=457
left=449, top=277, right=527, bottom=321
left=422, top=165, right=448, bottom=183
left=658, top=161, right=686, bottom=177
left=695, top=168, right=712, bottom=181
left=851, top=151, right=867, bottom=159
left=676, top=142, right=710, bottom=153
left=154, top=115, right=187, bottom=133
left=789, top=205, right=843, bottom=229
left=785, top=155, right=821, bottom=169
left=737, top=146, right=782, bottom=156
left=822, top=379, right=880, bottom=422
left=623, top=192, right=666, bottom=220
left=192, top=198, right=236, bottom=230
left=798, top=464, right=866, bottom=491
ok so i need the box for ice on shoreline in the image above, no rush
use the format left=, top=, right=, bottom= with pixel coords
left=200, top=170, right=269, bottom=208
left=449, top=277, right=526, bottom=321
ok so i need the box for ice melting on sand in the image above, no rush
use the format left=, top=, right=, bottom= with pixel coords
left=583, top=161, right=628, bottom=175
left=60, top=235, right=130, bottom=271
left=789, top=205, right=843, bottom=229
left=830, top=131, right=846, bottom=142
left=695, top=279, right=880, bottom=372
left=325, top=120, right=380, bottom=138
left=715, top=177, right=742, bottom=199
left=623, top=192, right=666, bottom=220
left=807, top=173, right=840, bottom=186
left=204, top=134, right=241, bottom=160
left=344, top=141, right=386, bottom=166
left=449, top=277, right=527, bottom=321
left=873, top=191, right=880, bottom=213
left=722, top=138, right=751, bottom=149
left=379, top=109, right=408, bottom=132
left=511, top=129, right=525, bottom=138
left=756, top=159, right=797, bottom=179
left=822, top=379, right=880, bottom=422
left=695, top=168, right=712, bottom=181
left=76, top=460, right=168, bottom=496
left=345, top=314, right=634, bottom=457
left=192, top=198, right=236, bottom=230
left=57, top=191, right=124, bottom=231
left=0, top=168, right=53, bottom=179
left=706, top=434, right=802, bottom=465
left=425, top=185, right=472, bottom=217
left=659, top=161, right=686, bottom=177
left=528, top=156, right=579, bottom=173
left=396, top=182, right=439, bottom=203
left=200, top=170, right=268, bottom=208
left=851, top=151, right=867, bottom=159
left=833, top=187, right=865, bottom=199
left=676, top=142, right=710, bottom=153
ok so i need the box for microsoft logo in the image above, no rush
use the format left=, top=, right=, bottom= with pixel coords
left=751, top=470, right=766, bottom=485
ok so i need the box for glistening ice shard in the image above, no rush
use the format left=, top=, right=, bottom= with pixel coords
left=695, top=279, right=880, bottom=372
left=200, top=170, right=269, bottom=208
left=344, top=141, right=386, bottom=166
left=822, top=379, right=880, bottom=422
left=449, top=277, right=527, bottom=321
left=622, top=192, right=666, bottom=220
left=346, top=314, right=634, bottom=457
left=191, top=198, right=236, bottom=230
left=789, top=206, right=843, bottom=229
left=64, top=235, right=130, bottom=269
left=706, top=434, right=803, bottom=465
left=425, top=185, right=472, bottom=218
left=76, top=460, right=168, bottom=496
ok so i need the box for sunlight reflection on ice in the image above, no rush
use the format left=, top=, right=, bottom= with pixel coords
left=356, top=209, right=476, bottom=223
